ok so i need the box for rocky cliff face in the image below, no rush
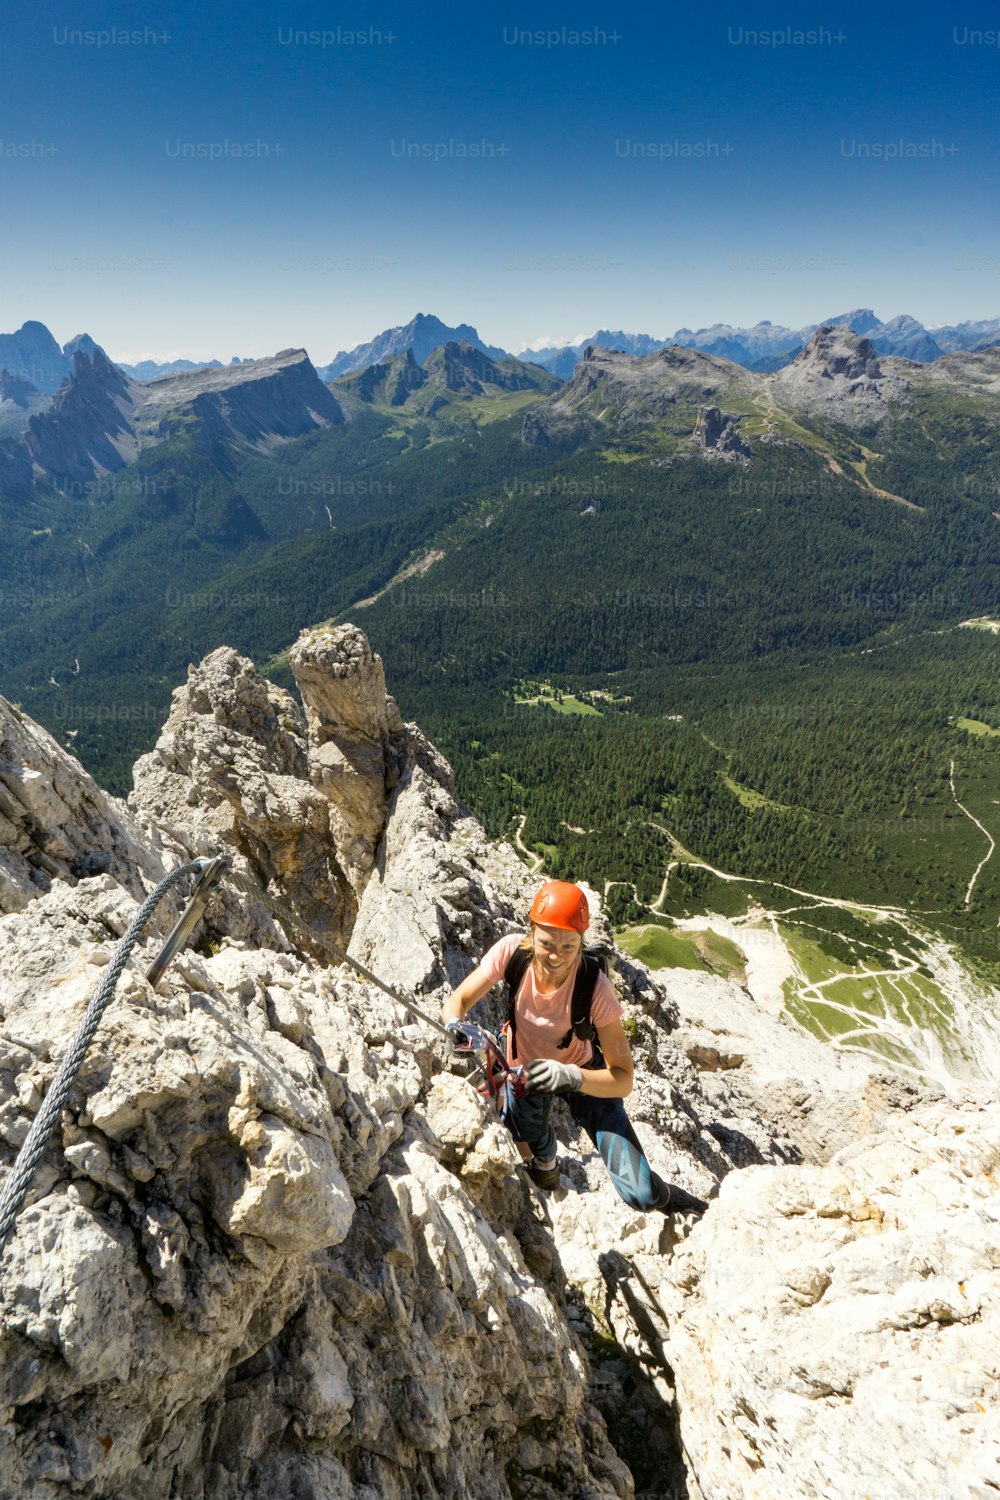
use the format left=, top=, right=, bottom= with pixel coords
left=137, top=348, right=345, bottom=451
left=660, top=1098, right=999, bottom=1500
left=0, top=348, right=344, bottom=498
left=0, top=372, right=50, bottom=441
left=770, top=324, right=912, bottom=423
left=0, top=624, right=996, bottom=1499
left=692, top=405, right=751, bottom=462
left=0, top=350, right=143, bottom=494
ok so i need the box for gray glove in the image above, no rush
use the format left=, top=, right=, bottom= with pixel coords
left=525, top=1058, right=583, bottom=1095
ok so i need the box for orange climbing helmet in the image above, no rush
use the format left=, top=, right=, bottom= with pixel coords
left=529, top=880, right=590, bottom=933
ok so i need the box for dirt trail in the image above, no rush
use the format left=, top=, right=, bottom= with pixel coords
left=949, top=758, right=995, bottom=907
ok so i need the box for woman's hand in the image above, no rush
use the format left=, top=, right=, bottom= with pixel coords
left=525, top=1059, right=583, bottom=1094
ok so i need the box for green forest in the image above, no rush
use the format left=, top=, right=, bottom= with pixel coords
left=2, top=368, right=999, bottom=978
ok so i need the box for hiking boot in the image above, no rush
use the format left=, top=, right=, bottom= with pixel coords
left=525, top=1156, right=562, bottom=1190
left=656, top=1181, right=708, bottom=1218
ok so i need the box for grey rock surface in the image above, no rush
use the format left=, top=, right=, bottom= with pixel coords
left=693, top=404, right=751, bottom=461
left=659, top=1099, right=1000, bottom=1500
left=770, top=324, right=912, bottom=423
left=2, top=624, right=997, bottom=1499
left=288, top=624, right=404, bottom=918
left=0, top=695, right=164, bottom=916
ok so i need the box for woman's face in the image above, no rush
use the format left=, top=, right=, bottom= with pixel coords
left=532, top=923, right=583, bottom=983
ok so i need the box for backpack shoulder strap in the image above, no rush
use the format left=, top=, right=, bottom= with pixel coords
left=503, top=943, right=532, bottom=1055
left=556, top=954, right=600, bottom=1050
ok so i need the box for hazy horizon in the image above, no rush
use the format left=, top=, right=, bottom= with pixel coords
left=11, top=298, right=1000, bottom=371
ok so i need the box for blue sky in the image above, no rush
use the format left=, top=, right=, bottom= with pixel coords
left=3, top=0, right=999, bottom=361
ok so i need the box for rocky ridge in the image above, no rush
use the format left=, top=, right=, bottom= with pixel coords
left=0, top=348, right=343, bottom=497
left=318, top=313, right=509, bottom=382
left=769, top=323, right=913, bottom=421
left=520, top=328, right=918, bottom=447
left=521, top=308, right=1000, bottom=378
left=0, top=624, right=997, bottom=1498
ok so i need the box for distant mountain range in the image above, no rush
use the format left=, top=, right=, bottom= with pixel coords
left=521, top=310, right=1000, bottom=377
left=0, top=347, right=344, bottom=497
left=0, top=334, right=559, bottom=497
left=3, top=309, right=998, bottom=400
left=121, top=355, right=253, bottom=381
left=6, top=314, right=999, bottom=509
left=316, top=312, right=509, bottom=381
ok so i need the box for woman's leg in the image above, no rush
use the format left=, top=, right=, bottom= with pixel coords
left=568, top=1091, right=665, bottom=1210
left=504, top=1087, right=557, bottom=1164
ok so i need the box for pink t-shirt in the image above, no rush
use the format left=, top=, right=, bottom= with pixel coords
left=479, top=932, right=623, bottom=1066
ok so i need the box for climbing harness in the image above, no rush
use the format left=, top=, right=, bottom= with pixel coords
left=446, top=1019, right=526, bottom=1122
left=0, top=854, right=232, bottom=1263
left=329, top=946, right=525, bottom=1119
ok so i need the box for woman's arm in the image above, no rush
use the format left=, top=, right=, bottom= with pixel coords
left=440, top=961, right=499, bottom=1025
left=577, top=1018, right=634, bottom=1099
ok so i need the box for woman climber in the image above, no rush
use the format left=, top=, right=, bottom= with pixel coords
left=441, top=879, right=707, bottom=1217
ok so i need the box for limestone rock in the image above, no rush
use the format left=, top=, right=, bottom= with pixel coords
left=693, top=404, right=751, bottom=462
left=659, top=1098, right=1000, bottom=1500
left=288, top=624, right=403, bottom=912
left=0, top=693, right=164, bottom=916
left=771, top=324, right=912, bottom=424
left=129, top=645, right=353, bottom=959
left=0, top=860, right=631, bottom=1498
left=342, top=666, right=556, bottom=998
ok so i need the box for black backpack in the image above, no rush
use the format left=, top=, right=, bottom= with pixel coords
left=503, top=939, right=613, bottom=1056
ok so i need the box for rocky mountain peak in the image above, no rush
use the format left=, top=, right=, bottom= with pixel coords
left=800, top=323, right=883, bottom=380
left=318, top=313, right=509, bottom=382
left=62, top=332, right=105, bottom=364
left=0, top=320, right=73, bottom=395
left=770, top=322, right=911, bottom=422
left=0, top=626, right=995, bottom=1498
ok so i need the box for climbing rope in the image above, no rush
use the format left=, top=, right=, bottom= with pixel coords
left=329, top=945, right=525, bottom=1115
left=329, top=944, right=451, bottom=1037
left=0, top=855, right=229, bottom=1263
left=0, top=870, right=515, bottom=1262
